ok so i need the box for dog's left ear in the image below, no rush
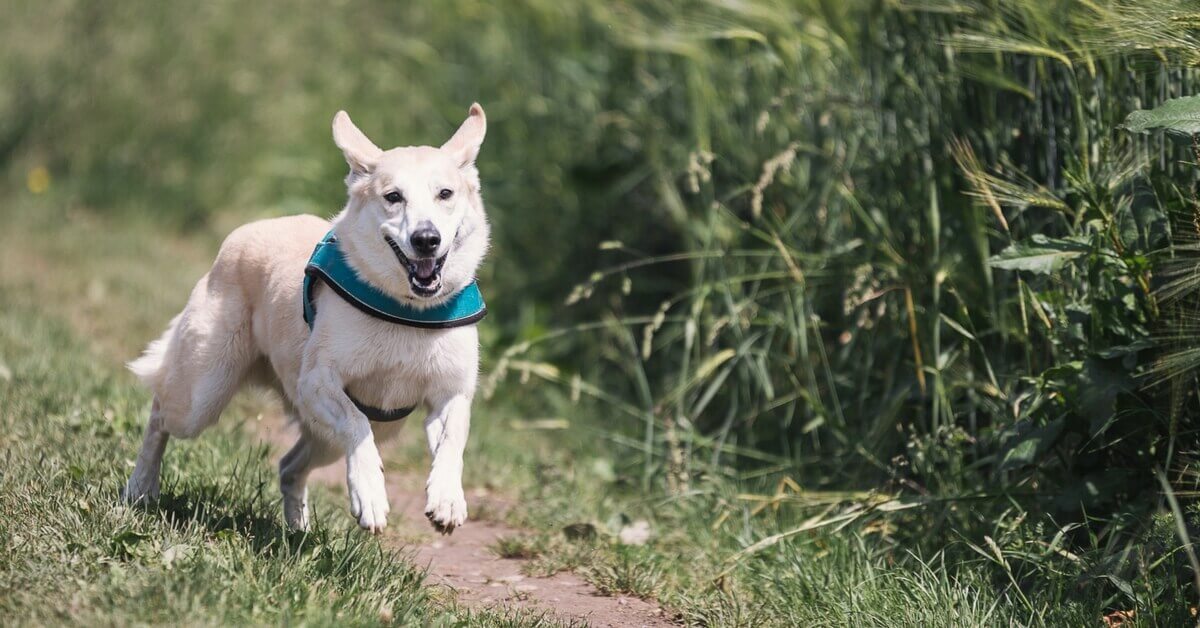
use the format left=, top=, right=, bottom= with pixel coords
left=441, top=103, right=486, bottom=169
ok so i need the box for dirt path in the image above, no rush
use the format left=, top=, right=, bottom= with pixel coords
left=257, top=420, right=675, bottom=627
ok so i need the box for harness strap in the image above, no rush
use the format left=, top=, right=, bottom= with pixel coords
left=303, top=232, right=487, bottom=330
left=348, top=394, right=414, bottom=423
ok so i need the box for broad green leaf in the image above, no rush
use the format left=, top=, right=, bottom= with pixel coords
left=988, top=234, right=1088, bottom=274
left=1122, top=95, right=1200, bottom=136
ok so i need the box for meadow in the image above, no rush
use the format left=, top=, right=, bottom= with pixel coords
left=4, top=0, right=1200, bottom=625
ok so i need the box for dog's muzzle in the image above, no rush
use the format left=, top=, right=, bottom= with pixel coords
left=384, top=235, right=447, bottom=297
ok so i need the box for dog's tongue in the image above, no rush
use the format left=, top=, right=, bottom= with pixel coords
left=413, top=258, right=438, bottom=281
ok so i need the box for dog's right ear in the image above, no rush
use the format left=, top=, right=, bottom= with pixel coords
left=332, top=111, right=382, bottom=179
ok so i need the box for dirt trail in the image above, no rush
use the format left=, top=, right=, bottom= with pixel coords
left=257, top=420, right=675, bottom=627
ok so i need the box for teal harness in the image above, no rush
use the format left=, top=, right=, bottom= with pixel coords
left=302, top=230, right=487, bottom=422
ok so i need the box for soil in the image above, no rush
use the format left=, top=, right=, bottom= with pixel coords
left=257, top=420, right=676, bottom=627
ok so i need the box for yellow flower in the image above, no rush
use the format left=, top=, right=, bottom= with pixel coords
left=26, top=166, right=50, bottom=194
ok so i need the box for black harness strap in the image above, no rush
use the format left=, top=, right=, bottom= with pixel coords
left=347, top=393, right=414, bottom=423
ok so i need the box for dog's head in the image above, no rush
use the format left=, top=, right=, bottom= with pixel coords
left=330, top=104, right=490, bottom=307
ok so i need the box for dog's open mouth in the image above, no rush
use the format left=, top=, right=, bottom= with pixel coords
left=384, top=235, right=446, bottom=297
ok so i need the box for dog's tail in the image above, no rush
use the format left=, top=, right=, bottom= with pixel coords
left=127, top=313, right=182, bottom=389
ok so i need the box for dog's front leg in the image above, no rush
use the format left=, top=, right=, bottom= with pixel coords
left=423, top=394, right=471, bottom=533
left=296, top=364, right=390, bottom=533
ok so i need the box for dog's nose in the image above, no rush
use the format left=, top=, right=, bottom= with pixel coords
left=410, top=227, right=441, bottom=256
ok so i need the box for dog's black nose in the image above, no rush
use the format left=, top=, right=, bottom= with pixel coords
left=410, top=227, right=441, bottom=256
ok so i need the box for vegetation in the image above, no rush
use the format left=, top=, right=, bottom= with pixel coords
left=6, top=0, right=1200, bottom=624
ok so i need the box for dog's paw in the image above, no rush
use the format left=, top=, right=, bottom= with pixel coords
left=282, top=487, right=310, bottom=531
left=121, top=476, right=160, bottom=505
left=347, top=456, right=389, bottom=534
left=424, top=480, right=467, bottom=534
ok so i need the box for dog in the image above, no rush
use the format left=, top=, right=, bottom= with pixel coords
left=121, top=104, right=490, bottom=534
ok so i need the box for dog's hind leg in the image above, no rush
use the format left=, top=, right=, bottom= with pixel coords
left=121, top=398, right=169, bottom=503
left=159, top=269, right=261, bottom=433
left=279, top=425, right=340, bottom=530
left=123, top=269, right=259, bottom=503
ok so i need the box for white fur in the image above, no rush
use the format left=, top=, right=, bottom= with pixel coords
left=122, top=105, right=491, bottom=534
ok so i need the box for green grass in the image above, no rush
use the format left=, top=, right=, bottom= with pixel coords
left=472, top=445, right=1200, bottom=626
left=0, top=188, right=1124, bottom=628
left=1, top=192, right=1195, bottom=624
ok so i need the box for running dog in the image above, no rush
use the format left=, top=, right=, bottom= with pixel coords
left=121, top=104, right=490, bottom=534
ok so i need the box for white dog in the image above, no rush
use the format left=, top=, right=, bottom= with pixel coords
left=121, top=104, right=491, bottom=534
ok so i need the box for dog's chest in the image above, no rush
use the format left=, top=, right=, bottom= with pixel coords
left=332, top=317, right=478, bottom=410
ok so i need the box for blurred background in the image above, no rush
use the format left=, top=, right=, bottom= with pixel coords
left=6, top=0, right=1200, bottom=622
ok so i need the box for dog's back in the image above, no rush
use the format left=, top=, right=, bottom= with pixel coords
left=127, top=214, right=329, bottom=436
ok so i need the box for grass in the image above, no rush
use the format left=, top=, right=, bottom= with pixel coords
left=476, top=455, right=1200, bottom=625
left=581, top=548, right=665, bottom=600
left=0, top=194, right=1193, bottom=624
left=491, top=536, right=541, bottom=560
left=0, top=175, right=1171, bottom=628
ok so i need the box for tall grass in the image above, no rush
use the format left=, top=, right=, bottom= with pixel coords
left=490, top=0, right=1200, bottom=611
left=473, top=0, right=1199, bottom=510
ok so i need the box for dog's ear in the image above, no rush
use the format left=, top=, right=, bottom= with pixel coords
left=441, top=103, right=486, bottom=169
left=332, top=111, right=382, bottom=178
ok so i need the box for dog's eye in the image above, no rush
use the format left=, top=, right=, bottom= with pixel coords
left=437, top=188, right=453, bottom=201
left=383, top=191, right=404, bottom=204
